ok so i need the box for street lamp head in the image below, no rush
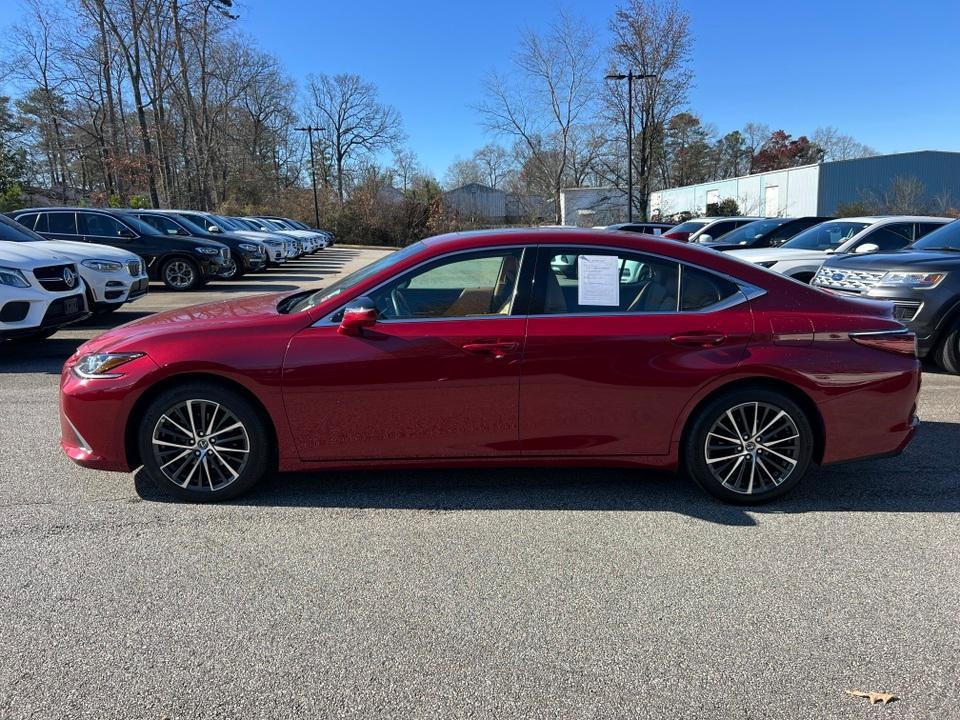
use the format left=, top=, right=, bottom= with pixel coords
left=605, top=73, right=628, bottom=81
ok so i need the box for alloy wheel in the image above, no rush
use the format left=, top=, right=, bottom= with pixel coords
left=151, top=399, right=250, bottom=492
left=703, top=401, right=801, bottom=495
left=164, top=260, right=196, bottom=289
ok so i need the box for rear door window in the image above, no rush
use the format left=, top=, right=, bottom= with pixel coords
left=533, top=247, right=681, bottom=314
left=78, top=212, right=126, bottom=238
left=48, top=212, right=78, bottom=235
left=14, top=213, right=38, bottom=230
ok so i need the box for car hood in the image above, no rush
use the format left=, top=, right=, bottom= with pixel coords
left=78, top=292, right=296, bottom=355
left=26, top=239, right=139, bottom=262
left=726, top=247, right=826, bottom=263
left=822, top=248, right=960, bottom=272
left=0, top=241, right=74, bottom=267
left=231, top=230, right=287, bottom=242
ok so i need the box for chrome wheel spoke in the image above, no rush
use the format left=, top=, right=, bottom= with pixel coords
left=152, top=398, right=250, bottom=493
left=705, top=401, right=801, bottom=495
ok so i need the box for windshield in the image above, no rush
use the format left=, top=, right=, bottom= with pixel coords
left=165, top=213, right=209, bottom=235
left=707, top=219, right=788, bottom=245
left=0, top=213, right=48, bottom=242
left=668, top=220, right=708, bottom=234
left=913, top=220, right=960, bottom=251
left=287, top=243, right=423, bottom=313
left=115, top=213, right=166, bottom=237
left=211, top=215, right=242, bottom=231
left=781, top=221, right=869, bottom=251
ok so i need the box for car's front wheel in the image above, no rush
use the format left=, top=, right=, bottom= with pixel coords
left=137, top=382, right=270, bottom=502
left=934, top=319, right=960, bottom=374
left=161, top=257, right=202, bottom=291
left=683, top=388, right=814, bottom=504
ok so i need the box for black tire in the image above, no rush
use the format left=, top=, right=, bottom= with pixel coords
left=160, top=256, right=202, bottom=291
left=934, top=320, right=960, bottom=374
left=217, top=252, right=245, bottom=280
left=137, top=382, right=270, bottom=502
left=682, top=387, right=814, bottom=504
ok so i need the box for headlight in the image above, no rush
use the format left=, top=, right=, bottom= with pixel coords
left=238, top=243, right=259, bottom=252
left=72, top=352, right=144, bottom=379
left=877, top=271, right=946, bottom=289
left=195, top=246, right=220, bottom=255
left=81, top=259, right=123, bottom=273
left=757, top=260, right=779, bottom=268
left=0, top=266, right=30, bottom=288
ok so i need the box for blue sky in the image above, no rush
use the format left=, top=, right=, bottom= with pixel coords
left=3, top=0, right=959, bottom=177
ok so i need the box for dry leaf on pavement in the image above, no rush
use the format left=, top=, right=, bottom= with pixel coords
left=846, top=689, right=899, bottom=705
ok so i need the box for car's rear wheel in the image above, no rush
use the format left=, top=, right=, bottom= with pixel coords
left=934, top=320, right=960, bottom=374
left=137, top=383, right=269, bottom=502
left=161, top=257, right=201, bottom=291
left=683, top=388, right=814, bottom=503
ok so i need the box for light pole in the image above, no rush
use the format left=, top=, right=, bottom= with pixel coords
left=605, top=71, right=655, bottom=222
left=295, top=126, right=321, bottom=229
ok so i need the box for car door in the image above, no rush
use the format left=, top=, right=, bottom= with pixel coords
left=519, top=246, right=754, bottom=457
left=43, top=211, right=80, bottom=242
left=283, top=247, right=531, bottom=461
left=77, top=212, right=131, bottom=250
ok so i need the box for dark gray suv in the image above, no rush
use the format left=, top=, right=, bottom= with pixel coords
left=813, top=219, right=960, bottom=372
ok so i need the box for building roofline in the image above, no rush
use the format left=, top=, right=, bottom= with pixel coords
left=649, top=150, right=960, bottom=196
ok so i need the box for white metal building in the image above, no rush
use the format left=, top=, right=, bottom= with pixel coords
left=649, top=151, right=960, bottom=218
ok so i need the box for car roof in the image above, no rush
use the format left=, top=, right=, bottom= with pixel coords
left=832, top=215, right=955, bottom=223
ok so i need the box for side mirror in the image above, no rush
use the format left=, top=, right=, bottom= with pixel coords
left=117, top=227, right=135, bottom=239
left=855, top=242, right=879, bottom=254
left=698, top=234, right=713, bottom=244
left=338, top=297, right=378, bottom=336
left=208, top=225, right=222, bottom=233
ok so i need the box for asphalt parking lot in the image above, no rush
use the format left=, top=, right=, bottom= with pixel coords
left=0, top=246, right=958, bottom=719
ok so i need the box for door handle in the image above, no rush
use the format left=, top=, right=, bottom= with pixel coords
left=461, top=341, right=519, bottom=359
left=670, top=332, right=726, bottom=347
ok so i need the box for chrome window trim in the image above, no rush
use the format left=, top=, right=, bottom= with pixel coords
left=314, top=242, right=766, bottom=326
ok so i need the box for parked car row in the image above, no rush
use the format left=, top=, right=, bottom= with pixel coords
left=605, top=213, right=960, bottom=374
left=1, top=207, right=333, bottom=341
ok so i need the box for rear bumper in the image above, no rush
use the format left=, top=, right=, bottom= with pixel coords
left=818, top=363, right=921, bottom=465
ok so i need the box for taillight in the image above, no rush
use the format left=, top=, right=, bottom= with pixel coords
left=849, top=329, right=917, bottom=356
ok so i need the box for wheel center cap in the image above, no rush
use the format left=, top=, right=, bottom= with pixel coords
left=199, top=440, right=208, bottom=449
left=745, top=442, right=757, bottom=452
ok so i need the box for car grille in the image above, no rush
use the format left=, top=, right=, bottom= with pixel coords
left=127, top=259, right=143, bottom=276
left=813, top=266, right=886, bottom=293
left=33, top=264, right=80, bottom=291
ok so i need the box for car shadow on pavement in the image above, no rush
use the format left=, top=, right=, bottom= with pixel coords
left=132, top=420, right=960, bottom=526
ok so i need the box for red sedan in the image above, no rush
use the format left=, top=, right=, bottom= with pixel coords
left=60, top=229, right=920, bottom=503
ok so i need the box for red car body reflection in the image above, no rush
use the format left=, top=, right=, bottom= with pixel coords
left=60, top=229, right=920, bottom=503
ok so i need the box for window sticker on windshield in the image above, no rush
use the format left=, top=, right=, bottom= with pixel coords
left=578, top=255, right=620, bottom=306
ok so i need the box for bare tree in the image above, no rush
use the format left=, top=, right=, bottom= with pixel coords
left=479, top=10, right=599, bottom=223
left=473, top=143, right=514, bottom=189
left=390, top=146, right=421, bottom=192
left=606, top=0, right=693, bottom=220
left=812, top=126, right=877, bottom=161
left=442, top=156, right=483, bottom=190
left=306, top=73, right=402, bottom=203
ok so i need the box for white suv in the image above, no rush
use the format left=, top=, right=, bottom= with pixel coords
left=2, top=213, right=148, bottom=313
left=1, top=241, right=89, bottom=341
left=726, top=216, right=954, bottom=283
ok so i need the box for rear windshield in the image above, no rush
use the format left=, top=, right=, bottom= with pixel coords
left=913, top=220, right=960, bottom=251
left=781, top=221, right=868, bottom=251
left=706, top=219, right=788, bottom=245
left=668, top=220, right=709, bottom=234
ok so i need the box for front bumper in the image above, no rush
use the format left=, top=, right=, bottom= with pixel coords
left=89, top=270, right=150, bottom=306
left=814, top=283, right=956, bottom=357
left=1, top=288, right=89, bottom=339
left=59, top=352, right=160, bottom=471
